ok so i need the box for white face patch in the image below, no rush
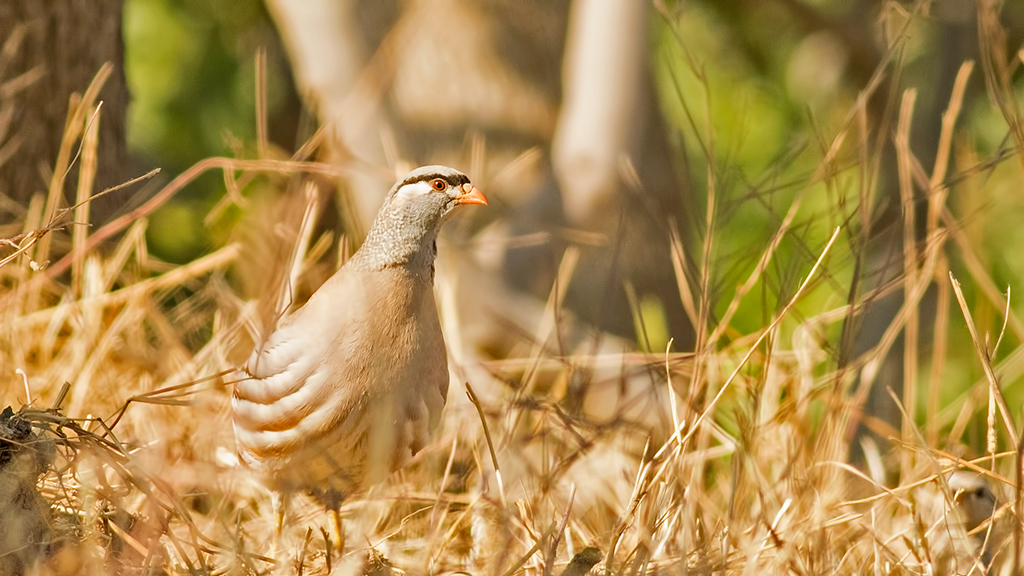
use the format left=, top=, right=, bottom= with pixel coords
left=395, top=180, right=436, bottom=201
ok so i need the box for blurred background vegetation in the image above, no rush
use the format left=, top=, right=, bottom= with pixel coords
left=118, top=2, right=1024, bottom=296
left=122, top=0, right=1024, bottom=392
left=1, top=0, right=1020, bottom=443
left=3, top=0, right=1024, bottom=571
left=0, top=0, right=1017, bottom=469
left=124, top=0, right=300, bottom=262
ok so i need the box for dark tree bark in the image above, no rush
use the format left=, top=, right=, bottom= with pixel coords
left=0, top=0, right=128, bottom=225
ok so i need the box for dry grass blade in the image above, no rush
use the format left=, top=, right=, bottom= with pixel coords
left=37, top=157, right=351, bottom=282
left=542, top=484, right=576, bottom=576
left=1016, top=433, right=1024, bottom=575
left=895, top=88, right=919, bottom=478
left=277, top=181, right=322, bottom=319
left=465, top=381, right=506, bottom=508
left=948, top=273, right=1019, bottom=445
left=677, top=226, right=841, bottom=452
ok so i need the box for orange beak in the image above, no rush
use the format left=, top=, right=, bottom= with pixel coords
left=456, top=183, right=488, bottom=206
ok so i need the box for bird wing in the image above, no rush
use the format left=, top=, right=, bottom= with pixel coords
left=231, top=266, right=450, bottom=492
left=232, top=270, right=367, bottom=450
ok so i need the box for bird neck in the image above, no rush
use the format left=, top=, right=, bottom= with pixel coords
left=349, top=220, right=439, bottom=274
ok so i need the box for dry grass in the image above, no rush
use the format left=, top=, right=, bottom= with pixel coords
left=3, top=4, right=1024, bottom=576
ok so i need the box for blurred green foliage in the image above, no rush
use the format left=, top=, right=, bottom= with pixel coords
left=121, top=0, right=1024, bottom=438
left=123, top=0, right=294, bottom=262
left=649, top=1, right=1024, bottom=435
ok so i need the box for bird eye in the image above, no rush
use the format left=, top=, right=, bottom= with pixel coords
left=430, top=178, right=447, bottom=192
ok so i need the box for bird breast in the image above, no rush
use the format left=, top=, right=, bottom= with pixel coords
left=231, top=267, right=449, bottom=496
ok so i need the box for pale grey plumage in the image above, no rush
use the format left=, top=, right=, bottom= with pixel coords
left=231, top=166, right=486, bottom=515
left=931, top=471, right=1003, bottom=575
left=946, top=471, right=999, bottom=567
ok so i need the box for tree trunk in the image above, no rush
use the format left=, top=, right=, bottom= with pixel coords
left=0, top=0, right=128, bottom=224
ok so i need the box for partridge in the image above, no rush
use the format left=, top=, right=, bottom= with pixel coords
left=943, top=471, right=1001, bottom=570
left=231, top=166, right=486, bottom=552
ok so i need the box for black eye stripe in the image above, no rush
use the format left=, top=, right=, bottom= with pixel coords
left=400, top=172, right=470, bottom=189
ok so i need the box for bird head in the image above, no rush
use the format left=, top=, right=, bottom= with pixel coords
left=947, top=471, right=998, bottom=532
left=387, top=165, right=487, bottom=226
left=356, top=165, right=487, bottom=269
